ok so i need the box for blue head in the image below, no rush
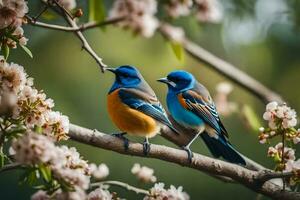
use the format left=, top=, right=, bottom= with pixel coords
left=157, top=70, right=195, bottom=93
left=107, top=65, right=142, bottom=93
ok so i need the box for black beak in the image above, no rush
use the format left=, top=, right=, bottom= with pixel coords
left=157, top=77, right=169, bottom=84
left=105, top=67, right=116, bottom=73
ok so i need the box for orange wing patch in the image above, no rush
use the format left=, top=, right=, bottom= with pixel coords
left=177, top=93, right=189, bottom=109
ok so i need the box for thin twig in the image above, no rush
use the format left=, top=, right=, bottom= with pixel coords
left=26, top=16, right=125, bottom=32
left=0, top=163, right=24, bottom=173
left=48, top=0, right=108, bottom=72
left=282, top=131, right=286, bottom=191
left=32, top=5, right=49, bottom=22
left=182, top=38, right=283, bottom=104
left=91, top=180, right=149, bottom=195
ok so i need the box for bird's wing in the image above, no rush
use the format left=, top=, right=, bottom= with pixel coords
left=118, top=88, right=177, bottom=133
left=179, top=82, right=229, bottom=138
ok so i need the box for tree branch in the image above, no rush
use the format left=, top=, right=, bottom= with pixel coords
left=91, top=180, right=149, bottom=195
left=256, top=171, right=294, bottom=183
left=182, top=39, right=283, bottom=104
left=0, top=163, right=24, bottom=173
left=69, top=124, right=300, bottom=200
left=26, top=16, right=125, bottom=32
left=48, top=1, right=108, bottom=73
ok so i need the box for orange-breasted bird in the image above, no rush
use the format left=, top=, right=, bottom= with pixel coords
left=106, top=65, right=178, bottom=155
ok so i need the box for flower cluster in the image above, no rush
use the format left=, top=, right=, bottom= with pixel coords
left=144, top=182, right=190, bottom=200
left=12, top=132, right=91, bottom=191
left=214, top=82, right=237, bottom=116
left=87, top=185, right=113, bottom=200
left=108, top=0, right=223, bottom=40
left=0, top=0, right=29, bottom=56
left=259, top=101, right=300, bottom=186
left=109, top=0, right=159, bottom=38
left=165, top=0, right=193, bottom=18
left=194, top=0, right=223, bottom=23
left=131, top=163, right=157, bottom=183
left=44, top=0, right=77, bottom=11
left=267, top=142, right=296, bottom=170
left=57, top=0, right=77, bottom=11
left=0, top=56, right=69, bottom=140
left=89, top=163, right=110, bottom=180
left=258, top=102, right=298, bottom=144
left=164, top=0, right=222, bottom=23
left=0, top=0, right=28, bottom=29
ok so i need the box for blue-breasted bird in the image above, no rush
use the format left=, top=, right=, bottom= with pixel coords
left=106, top=65, right=178, bottom=155
left=158, top=70, right=246, bottom=165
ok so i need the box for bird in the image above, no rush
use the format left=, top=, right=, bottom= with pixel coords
left=157, top=70, right=246, bottom=165
left=106, top=65, right=178, bottom=155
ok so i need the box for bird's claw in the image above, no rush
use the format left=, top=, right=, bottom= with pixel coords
left=182, top=146, right=193, bottom=163
left=112, top=133, right=129, bottom=151
left=143, top=140, right=151, bottom=156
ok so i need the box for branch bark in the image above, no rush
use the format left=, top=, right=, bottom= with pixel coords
left=26, top=16, right=124, bottom=32
left=182, top=39, right=283, bottom=104
left=68, top=124, right=300, bottom=200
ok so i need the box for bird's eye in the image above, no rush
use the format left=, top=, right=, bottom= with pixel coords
left=123, top=73, right=130, bottom=77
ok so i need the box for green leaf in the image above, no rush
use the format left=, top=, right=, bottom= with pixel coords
left=242, top=105, right=262, bottom=131
left=42, top=10, right=58, bottom=20
left=0, top=153, right=5, bottom=168
left=19, top=168, right=38, bottom=186
left=1, top=44, right=10, bottom=60
left=170, top=42, right=185, bottom=62
left=89, top=0, right=106, bottom=22
left=20, top=45, right=33, bottom=58
left=39, top=164, right=52, bottom=183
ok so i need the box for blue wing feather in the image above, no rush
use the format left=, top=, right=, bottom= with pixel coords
left=118, top=89, right=178, bottom=134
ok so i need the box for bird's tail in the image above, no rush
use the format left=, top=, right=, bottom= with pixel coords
left=200, top=133, right=246, bottom=165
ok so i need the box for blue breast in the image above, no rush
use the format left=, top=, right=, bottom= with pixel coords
left=167, top=92, right=204, bottom=128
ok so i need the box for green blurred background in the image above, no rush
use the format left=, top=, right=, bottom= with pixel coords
left=1, top=0, right=300, bottom=199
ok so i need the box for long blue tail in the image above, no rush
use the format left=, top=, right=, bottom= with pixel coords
left=200, top=133, right=246, bottom=165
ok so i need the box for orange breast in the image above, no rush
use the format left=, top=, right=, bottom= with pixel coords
left=107, top=89, right=159, bottom=138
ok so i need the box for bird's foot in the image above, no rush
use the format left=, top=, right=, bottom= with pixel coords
left=182, top=146, right=193, bottom=163
left=112, top=132, right=129, bottom=151
left=143, top=139, right=151, bottom=156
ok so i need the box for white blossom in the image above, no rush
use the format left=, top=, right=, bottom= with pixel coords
left=87, top=186, right=113, bottom=200
left=0, top=0, right=28, bottom=29
left=109, top=0, right=159, bottom=38
left=12, top=131, right=57, bottom=165
left=262, top=102, right=297, bottom=130
left=165, top=0, right=193, bottom=18
left=0, top=57, right=27, bottom=93
left=214, top=82, right=237, bottom=116
left=89, top=163, right=109, bottom=180
left=216, top=82, right=232, bottom=95
left=12, top=132, right=90, bottom=190
left=131, top=163, right=157, bottom=183
left=167, top=185, right=190, bottom=200
left=267, top=142, right=296, bottom=162
left=54, top=187, right=87, bottom=200
left=195, top=0, right=223, bottom=23
left=31, top=190, right=50, bottom=200
left=144, top=183, right=189, bottom=200
left=0, top=58, right=69, bottom=140
left=57, top=0, right=76, bottom=11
